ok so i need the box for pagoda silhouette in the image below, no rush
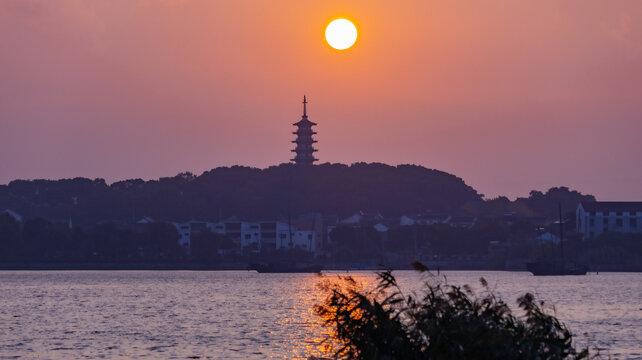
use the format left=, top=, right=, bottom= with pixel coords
left=291, top=95, right=318, bottom=165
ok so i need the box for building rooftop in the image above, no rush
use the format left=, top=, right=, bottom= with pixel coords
left=580, top=201, right=642, bottom=213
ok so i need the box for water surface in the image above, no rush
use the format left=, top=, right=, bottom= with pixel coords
left=0, top=271, right=640, bottom=359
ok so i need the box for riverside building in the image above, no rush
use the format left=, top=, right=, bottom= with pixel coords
left=576, top=201, right=642, bottom=239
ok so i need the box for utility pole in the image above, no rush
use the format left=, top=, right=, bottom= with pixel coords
left=559, top=202, right=564, bottom=262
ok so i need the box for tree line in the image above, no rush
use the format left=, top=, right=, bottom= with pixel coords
left=0, top=163, right=595, bottom=226
left=0, top=213, right=184, bottom=262
left=0, top=163, right=481, bottom=226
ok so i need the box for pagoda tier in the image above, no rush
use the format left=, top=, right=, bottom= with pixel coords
left=292, top=129, right=317, bottom=135
left=291, top=96, right=318, bottom=165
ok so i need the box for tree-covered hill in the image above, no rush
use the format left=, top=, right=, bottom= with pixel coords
left=0, top=163, right=481, bottom=225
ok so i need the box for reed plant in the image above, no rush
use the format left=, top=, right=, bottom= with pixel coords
left=315, top=262, right=594, bottom=360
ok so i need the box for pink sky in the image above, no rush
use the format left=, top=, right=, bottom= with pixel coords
left=1, top=0, right=641, bottom=199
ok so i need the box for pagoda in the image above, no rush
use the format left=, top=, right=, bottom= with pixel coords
left=291, top=95, right=318, bottom=165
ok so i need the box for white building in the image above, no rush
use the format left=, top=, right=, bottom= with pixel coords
left=173, top=222, right=192, bottom=253
left=576, top=202, right=642, bottom=240
left=341, top=211, right=384, bottom=226
left=275, top=223, right=296, bottom=250
left=265, top=221, right=293, bottom=250
left=173, top=221, right=223, bottom=254
left=373, top=223, right=389, bottom=233
left=290, top=229, right=316, bottom=252
left=173, top=219, right=322, bottom=254
left=241, top=222, right=261, bottom=250
left=207, top=222, right=226, bottom=235
left=270, top=222, right=319, bottom=252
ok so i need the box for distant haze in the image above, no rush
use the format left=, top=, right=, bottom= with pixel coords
left=1, top=0, right=641, bottom=200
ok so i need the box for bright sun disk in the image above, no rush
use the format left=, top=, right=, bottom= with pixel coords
left=325, top=19, right=357, bottom=50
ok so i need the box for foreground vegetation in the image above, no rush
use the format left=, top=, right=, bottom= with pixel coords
left=315, top=263, right=595, bottom=359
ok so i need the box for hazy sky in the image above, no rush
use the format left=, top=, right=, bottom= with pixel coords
left=1, top=0, right=641, bottom=200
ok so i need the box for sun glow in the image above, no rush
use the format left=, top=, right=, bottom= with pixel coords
left=325, top=19, right=357, bottom=50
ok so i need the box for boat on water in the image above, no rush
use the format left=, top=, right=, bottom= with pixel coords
left=528, top=202, right=588, bottom=276
left=250, top=263, right=322, bottom=273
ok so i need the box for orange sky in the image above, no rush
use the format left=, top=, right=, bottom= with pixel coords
left=1, top=0, right=641, bottom=199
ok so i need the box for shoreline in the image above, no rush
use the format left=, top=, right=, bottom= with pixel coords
left=0, top=262, right=638, bottom=272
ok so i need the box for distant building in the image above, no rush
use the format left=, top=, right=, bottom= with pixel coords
left=223, top=221, right=243, bottom=247
left=273, top=223, right=296, bottom=250
left=136, top=216, right=154, bottom=225
left=207, top=221, right=226, bottom=235
left=173, top=222, right=192, bottom=253
left=399, top=213, right=477, bottom=228
left=241, top=222, right=261, bottom=250
left=576, top=202, right=642, bottom=239
left=172, top=217, right=323, bottom=255
left=259, top=221, right=291, bottom=251
left=292, top=214, right=323, bottom=252
left=173, top=220, right=224, bottom=254
left=536, top=232, right=561, bottom=244
left=291, top=96, right=318, bottom=165
left=188, top=221, right=210, bottom=237
left=290, top=229, right=316, bottom=251
left=373, top=223, right=389, bottom=233
left=341, top=211, right=384, bottom=227
left=400, top=213, right=450, bottom=226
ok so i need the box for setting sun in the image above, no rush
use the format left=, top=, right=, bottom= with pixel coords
left=325, top=19, right=357, bottom=50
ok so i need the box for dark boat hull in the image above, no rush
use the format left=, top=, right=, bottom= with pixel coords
left=250, top=263, right=322, bottom=273
left=526, top=261, right=588, bottom=276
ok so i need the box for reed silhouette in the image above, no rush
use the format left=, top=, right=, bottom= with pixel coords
left=315, top=262, right=595, bottom=359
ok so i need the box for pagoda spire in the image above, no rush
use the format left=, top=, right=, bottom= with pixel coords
left=291, top=95, right=318, bottom=165
left=303, top=95, right=307, bottom=116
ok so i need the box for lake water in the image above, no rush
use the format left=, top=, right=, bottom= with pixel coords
left=0, top=271, right=640, bottom=359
